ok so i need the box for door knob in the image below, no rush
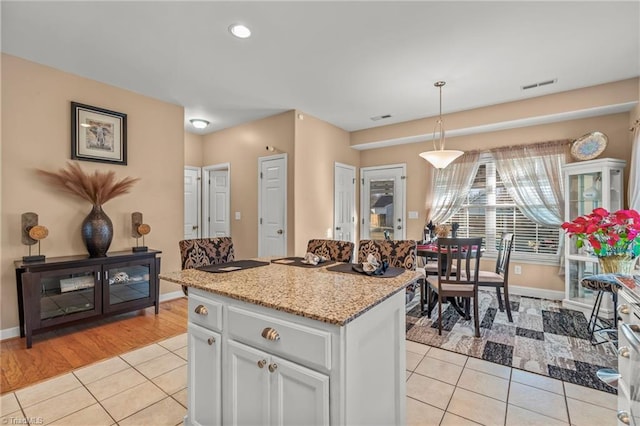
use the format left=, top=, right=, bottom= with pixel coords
left=257, top=359, right=267, bottom=368
left=192, top=225, right=198, bottom=230
left=268, top=363, right=278, bottom=373
left=397, top=225, right=402, bottom=230
left=207, top=337, right=215, bottom=345
left=277, top=229, right=283, bottom=235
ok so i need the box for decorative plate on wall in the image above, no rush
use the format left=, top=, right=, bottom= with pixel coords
left=571, top=131, right=608, bottom=161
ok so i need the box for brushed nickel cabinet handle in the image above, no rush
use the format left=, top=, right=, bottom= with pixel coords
left=617, top=411, right=630, bottom=425
left=261, top=327, right=280, bottom=341
left=268, top=363, right=278, bottom=373
left=618, top=346, right=630, bottom=358
left=207, top=337, right=215, bottom=345
left=194, top=305, right=208, bottom=316
left=257, top=359, right=266, bottom=368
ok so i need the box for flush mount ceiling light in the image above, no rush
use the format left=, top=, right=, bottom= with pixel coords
left=419, top=81, right=464, bottom=169
left=190, top=119, right=210, bottom=129
left=229, top=24, right=251, bottom=39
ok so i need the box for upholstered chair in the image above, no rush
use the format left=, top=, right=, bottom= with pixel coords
left=306, top=239, right=354, bottom=263
left=358, top=239, right=419, bottom=303
left=178, top=237, right=235, bottom=295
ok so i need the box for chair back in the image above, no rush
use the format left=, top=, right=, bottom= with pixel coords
left=179, top=237, right=235, bottom=270
left=357, top=239, right=417, bottom=270
left=306, top=239, right=354, bottom=262
left=495, top=233, right=515, bottom=277
left=435, top=237, right=483, bottom=285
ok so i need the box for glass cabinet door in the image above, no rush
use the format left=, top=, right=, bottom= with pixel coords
left=106, top=263, right=152, bottom=308
left=38, top=266, right=100, bottom=323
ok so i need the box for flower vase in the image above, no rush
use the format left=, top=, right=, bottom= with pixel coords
left=81, top=205, right=113, bottom=257
left=598, top=255, right=637, bottom=275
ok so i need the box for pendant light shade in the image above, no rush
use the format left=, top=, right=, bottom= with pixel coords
left=419, top=81, right=463, bottom=169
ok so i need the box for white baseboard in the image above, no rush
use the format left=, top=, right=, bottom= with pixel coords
left=0, top=326, right=21, bottom=341
left=0, top=291, right=187, bottom=342
left=159, top=291, right=186, bottom=302
left=508, top=285, right=564, bottom=301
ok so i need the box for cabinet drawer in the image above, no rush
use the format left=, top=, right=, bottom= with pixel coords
left=227, top=306, right=332, bottom=371
left=189, top=291, right=223, bottom=332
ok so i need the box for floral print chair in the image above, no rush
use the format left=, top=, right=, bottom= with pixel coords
left=306, top=239, right=355, bottom=262
left=357, top=239, right=419, bottom=303
left=178, top=237, right=235, bottom=295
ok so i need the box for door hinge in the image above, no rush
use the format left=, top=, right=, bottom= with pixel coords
left=352, top=178, right=356, bottom=184
left=361, top=178, right=364, bottom=185
left=260, top=172, right=263, bottom=179
left=401, top=175, right=406, bottom=180
left=260, top=218, right=263, bottom=225
left=362, top=218, right=364, bottom=225
left=197, top=177, right=201, bottom=180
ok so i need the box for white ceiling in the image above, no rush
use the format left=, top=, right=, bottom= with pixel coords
left=2, top=1, right=639, bottom=136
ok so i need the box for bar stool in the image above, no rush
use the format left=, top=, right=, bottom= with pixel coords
left=580, top=274, right=621, bottom=345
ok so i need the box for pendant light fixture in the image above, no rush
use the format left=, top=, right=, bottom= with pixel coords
left=419, top=81, right=463, bottom=169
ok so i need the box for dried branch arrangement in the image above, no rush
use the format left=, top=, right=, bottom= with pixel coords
left=37, top=162, right=139, bottom=205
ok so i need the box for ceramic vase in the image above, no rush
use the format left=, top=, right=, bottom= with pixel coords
left=81, top=205, right=113, bottom=257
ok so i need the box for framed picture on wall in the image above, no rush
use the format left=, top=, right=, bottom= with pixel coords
left=71, top=102, right=127, bottom=165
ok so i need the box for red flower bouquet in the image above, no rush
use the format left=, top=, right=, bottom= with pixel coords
left=561, top=208, right=640, bottom=258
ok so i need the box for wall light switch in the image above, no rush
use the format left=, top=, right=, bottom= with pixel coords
left=235, top=212, right=241, bottom=220
left=408, top=211, right=419, bottom=219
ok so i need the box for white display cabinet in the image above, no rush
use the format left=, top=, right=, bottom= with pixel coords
left=562, top=158, right=626, bottom=315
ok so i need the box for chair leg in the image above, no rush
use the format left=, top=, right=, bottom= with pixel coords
left=495, top=287, right=504, bottom=311
left=438, top=294, right=443, bottom=335
left=473, top=289, right=480, bottom=338
left=426, top=285, right=432, bottom=319
left=419, top=279, right=425, bottom=314
left=503, top=285, right=513, bottom=323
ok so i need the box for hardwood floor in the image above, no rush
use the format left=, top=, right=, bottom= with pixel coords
left=0, top=297, right=188, bottom=394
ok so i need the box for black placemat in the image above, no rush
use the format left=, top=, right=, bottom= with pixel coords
left=325, top=263, right=406, bottom=278
left=271, top=257, right=336, bottom=268
left=197, top=260, right=270, bottom=273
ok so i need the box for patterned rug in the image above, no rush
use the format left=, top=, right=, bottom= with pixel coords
left=405, top=289, right=618, bottom=393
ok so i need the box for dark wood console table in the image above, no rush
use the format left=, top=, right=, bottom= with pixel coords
left=15, top=249, right=161, bottom=348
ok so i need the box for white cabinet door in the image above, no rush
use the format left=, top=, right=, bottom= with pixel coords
left=270, top=355, right=329, bottom=426
left=187, top=323, right=221, bottom=426
left=225, top=340, right=329, bottom=426
left=226, top=340, right=270, bottom=426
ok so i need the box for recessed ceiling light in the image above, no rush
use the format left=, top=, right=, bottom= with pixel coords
left=190, top=119, right=210, bottom=129
left=229, top=24, right=251, bottom=39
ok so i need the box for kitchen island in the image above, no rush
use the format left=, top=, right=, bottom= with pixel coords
left=160, top=260, right=420, bottom=426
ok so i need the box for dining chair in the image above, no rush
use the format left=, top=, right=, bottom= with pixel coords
left=306, top=239, right=354, bottom=262
left=178, top=237, right=235, bottom=295
left=358, top=239, right=419, bottom=303
left=476, top=233, right=515, bottom=322
left=426, top=237, right=483, bottom=337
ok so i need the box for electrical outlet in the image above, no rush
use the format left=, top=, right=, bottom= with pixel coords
left=514, top=265, right=522, bottom=275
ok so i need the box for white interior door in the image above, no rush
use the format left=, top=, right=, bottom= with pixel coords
left=258, top=154, right=287, bottom=257
left=203, top=165, right=230, bottom=238
left=360, top=164, right=406, bottom=240
left=334, top=162, right=356, bottom=243
left=184, top=166, right=201, bottom=239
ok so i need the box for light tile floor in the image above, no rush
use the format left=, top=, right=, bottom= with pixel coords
left=1, top=334, right=618, bottom=425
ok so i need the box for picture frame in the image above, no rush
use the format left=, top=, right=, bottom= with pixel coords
left=71, top=102, right=127, bottom=165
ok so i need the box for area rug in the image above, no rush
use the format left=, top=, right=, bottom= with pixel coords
left=405, top=290, right=618, bottom=394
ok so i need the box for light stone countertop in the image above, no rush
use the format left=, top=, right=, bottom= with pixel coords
left=159, top=260, right=421, bottom=326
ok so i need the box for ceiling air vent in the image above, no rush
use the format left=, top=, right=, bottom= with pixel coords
left=370, top=114, right=392, bottom=121
left=521, top=78, right=557, bottom=90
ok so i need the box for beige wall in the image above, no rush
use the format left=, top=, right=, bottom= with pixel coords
left=184, top=131, right=203, bottom=167
left=201, top=111, right=295, bottom=259
left=1, top=54, right=185, bottom=331
left=293, top=111, right=359, bottom=254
